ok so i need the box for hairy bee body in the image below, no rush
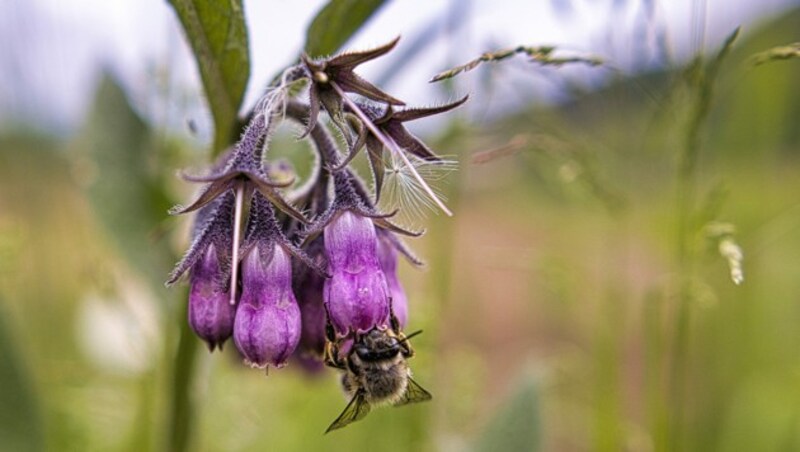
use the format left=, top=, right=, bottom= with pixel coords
left=341, top=328, right=410, bottom=405
left=323, top=322, right=431, bottom=432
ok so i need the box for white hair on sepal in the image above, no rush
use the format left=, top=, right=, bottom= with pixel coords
left=254, top=64, right=307, bottom=124
left=379, top=151, right=458, bottom=227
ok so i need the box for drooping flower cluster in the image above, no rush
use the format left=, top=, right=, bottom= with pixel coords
left=168, top=37, right=466, bottom=372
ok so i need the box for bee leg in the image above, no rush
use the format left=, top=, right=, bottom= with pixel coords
left=323, top=333, right=346, bottom=369
left=325, top=319, right=337, bottom=343
left=324, top=340, right=346, bottom=369
left=323, top=303, right=337, bottom=342
left=401, top=338, right=415, bottom=358
left=392, top=328, right=415, bottom=358
left=322, top=305, right=347, bottom=369
left=389, top=297, right=401, bottom=333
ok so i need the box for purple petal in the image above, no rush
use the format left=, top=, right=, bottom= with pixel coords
left=324, top=264, right=390, bottom=335
left=323, top=211, right=392, bottom=335
left=188, top=245, right=235, bottom=350
left=233, top=245, right=301, bottom=369
left=324, top=211, right=379, bottom=272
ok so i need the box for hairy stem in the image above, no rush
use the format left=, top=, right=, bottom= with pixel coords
left=284, top=100, right=342, bottom=167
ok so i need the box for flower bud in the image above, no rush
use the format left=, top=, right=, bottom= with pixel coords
left=233, top=244, right=301, bottom=369
left=376, top=231, right=408, bottom=329
left=324, top=211, right=390, bottom=335
left=188, top=245, right=236, bottom=351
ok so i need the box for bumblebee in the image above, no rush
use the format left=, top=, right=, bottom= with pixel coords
left=323, top=312, right=432, bottom=432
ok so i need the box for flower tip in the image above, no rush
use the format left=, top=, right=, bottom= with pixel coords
left=244, top=358, right=267, bottom=370
left=374, top=218, right=425, bottom=237
left=298, top=123, right=314, bottom=139
left=178, top=169, right=205, bottom=183
left=384, top=35, right=401, bottom=51
left=347, top=35, right=402, bottom=62
left=242, top=360, right=288, bottom=376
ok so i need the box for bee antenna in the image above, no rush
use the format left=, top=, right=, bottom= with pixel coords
left=400, top=330, right=423, bottom=343
left=374, top=330, right=424, bottom=355
left=392, top=330, right=423, bottom=348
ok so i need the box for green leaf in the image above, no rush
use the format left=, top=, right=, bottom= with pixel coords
left=474, top=375, right=541, bottom=452
left=75, top=75, right=173, bottom=284
left=169, top=0, right=250, bottom=152
left=0, top=300, right=44, bottom=452
left=305, top=0, right=390, bottom=58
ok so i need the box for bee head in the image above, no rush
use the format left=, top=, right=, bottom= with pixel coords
left=353, top=328, right=400, bottom=362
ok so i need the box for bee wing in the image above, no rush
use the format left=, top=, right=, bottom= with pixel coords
left=394, top=377, right=433, bottom=406
left=325, top=391, right=372, bottom=433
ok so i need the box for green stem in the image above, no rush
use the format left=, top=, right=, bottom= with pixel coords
left=166, top=297, right=200, bottom=452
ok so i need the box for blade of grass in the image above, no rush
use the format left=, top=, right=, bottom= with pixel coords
left=669, top=26, right=740, bottom=450
left=430, top=45, right=602, bottom=83
left=748, top=42, right=800, bottom=66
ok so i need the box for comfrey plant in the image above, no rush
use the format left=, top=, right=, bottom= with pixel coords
left=167, top=38, right=465, bottom=428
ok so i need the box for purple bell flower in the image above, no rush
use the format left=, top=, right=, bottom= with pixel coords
left=167, top=192, right=237, bottom=351
left=188, top=244, right=236, bottom=351
left=231, top=192, right=323, bottom=370
left=323, top=210, right=391, bottom=336
left=234, top=242, right=301, bottom=369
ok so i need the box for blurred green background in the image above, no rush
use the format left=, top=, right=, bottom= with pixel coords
left=1, top=3, right=800, bottom=452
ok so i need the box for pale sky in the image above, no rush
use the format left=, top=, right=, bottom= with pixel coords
left=1, top=0, right=797, bottom=139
